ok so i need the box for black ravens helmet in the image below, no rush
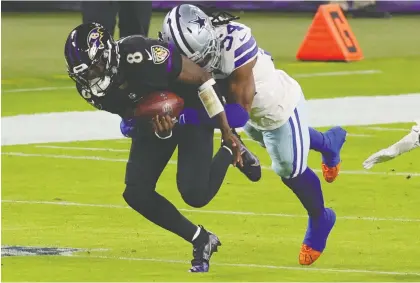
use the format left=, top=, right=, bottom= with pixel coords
left=64, top=22, right=120, bottom=96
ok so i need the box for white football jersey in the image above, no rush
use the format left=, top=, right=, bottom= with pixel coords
left=214, top=22, right=302, bottom=130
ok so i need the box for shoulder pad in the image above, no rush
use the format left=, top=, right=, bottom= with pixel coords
left=218, top=22, right=258, bottom=75
left=119, top=36, right=171, bottom=65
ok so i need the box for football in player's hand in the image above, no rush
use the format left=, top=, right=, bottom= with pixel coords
left=134, top=91, right=184, bottom=119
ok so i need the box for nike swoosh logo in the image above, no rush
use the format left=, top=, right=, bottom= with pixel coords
left=145, top=50, right=153, bottom=61
left=251, top=161, right=260, bottom=167
left=239, top=34, right=247, bottom=42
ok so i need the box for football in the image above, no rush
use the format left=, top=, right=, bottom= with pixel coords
left=134, top=91, right=184, bottom=119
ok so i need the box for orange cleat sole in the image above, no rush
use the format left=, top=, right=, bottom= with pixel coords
left=299, top=244, right=322, bottom=265
left=322, top=162, right=341, bottom=183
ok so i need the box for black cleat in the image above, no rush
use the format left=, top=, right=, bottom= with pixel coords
left=189, top=226, right=221, bottom=273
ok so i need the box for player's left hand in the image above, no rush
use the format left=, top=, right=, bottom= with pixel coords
left=221, top=130, right=243, bottom=167
left=152, top=115, right=174, bottom=139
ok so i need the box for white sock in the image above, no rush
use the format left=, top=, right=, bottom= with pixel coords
left=192, top=226, right=201, bottom=241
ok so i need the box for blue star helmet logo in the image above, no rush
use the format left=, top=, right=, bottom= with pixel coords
left=189, top=15, right=206, bottom=33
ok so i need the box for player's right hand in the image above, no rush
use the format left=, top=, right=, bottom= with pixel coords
left=152, top=115, right=174, bottom=139
left=221, top=130, right=243, bottom=167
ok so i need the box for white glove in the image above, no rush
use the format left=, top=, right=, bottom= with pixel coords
left=363, top=123, right=420, bottom=169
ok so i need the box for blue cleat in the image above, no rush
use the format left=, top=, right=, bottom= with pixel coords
left=321, top=127, right=347, bottom=183
left=189, top=226, right=221, bottom=273
left=299, top=208, right=336, bottom=265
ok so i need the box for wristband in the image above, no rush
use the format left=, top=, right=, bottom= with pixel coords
left=198, top=78, right=224, bottom=118
left=155, top=130, right=173, bottom=140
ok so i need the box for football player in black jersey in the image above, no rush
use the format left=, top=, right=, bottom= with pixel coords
left=64, top=22, right=261, bottom=272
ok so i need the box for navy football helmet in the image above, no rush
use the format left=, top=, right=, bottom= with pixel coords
left=64, top=23, right=120, bottom=96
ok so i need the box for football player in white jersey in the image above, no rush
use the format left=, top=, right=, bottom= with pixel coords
left=363, top=121, right=419, bottom=169
left=160, top=4, right=347, bottom=266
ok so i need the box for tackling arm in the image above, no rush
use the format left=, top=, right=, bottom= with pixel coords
left=175, top=55, right=243, bottom=166
left=176, top=55, right=231, bottom=133
left=176, top=55, right=212, bottom=86
left=227, top=57, right=257, bottom=113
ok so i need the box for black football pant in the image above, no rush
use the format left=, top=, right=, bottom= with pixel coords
left=81, top=1, right=152, bottom=37
left=122, top=123, right=232, bottom=243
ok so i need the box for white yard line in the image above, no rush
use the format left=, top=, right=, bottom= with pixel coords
left=6, top=150, right=419, bottom=177
left=239, top=133, right=373, bottom=142
left=36, top=145, right=130, bottom=152
left=67, top=254, right=420, bottom=276
left=293, top=70, right=382, bottom=78
left=3, top=152, right=130, bottom=162
left=1, top=70, right=381, bottom=94
left=2, top=86, right=74, bottom=93
left=2, top=199, right=420, bottom=223
left=363, top=126, right=411, bottom=132
left=346, top=133, right=373, bottom=137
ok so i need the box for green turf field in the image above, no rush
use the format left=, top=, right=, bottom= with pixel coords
left=1, top=11, right=420, bottom=282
